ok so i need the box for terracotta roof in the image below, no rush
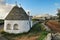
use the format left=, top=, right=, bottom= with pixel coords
left=5, top=6, right=29, bottom=20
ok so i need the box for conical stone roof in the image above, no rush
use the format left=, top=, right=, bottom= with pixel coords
left=5, top=6, right=29, bottom=20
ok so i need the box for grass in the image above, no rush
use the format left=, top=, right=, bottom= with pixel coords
left=38, top=31, right=49, bottom=40
left=0, top=22, right=48, bottom=40
left=1, top=31, right=29, bottom=40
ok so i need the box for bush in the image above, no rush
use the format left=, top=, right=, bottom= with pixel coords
left=0, top=20, right=4, bottom=25
left=38, top=31, right=49, bottom=40
left=29, top=22, right=46, bottom=34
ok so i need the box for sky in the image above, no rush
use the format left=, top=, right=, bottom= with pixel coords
left=6, top=0, right=60, bottom=15
left=0, top=0, right=60, bottom=19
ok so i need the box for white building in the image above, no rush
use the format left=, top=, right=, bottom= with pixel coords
left=4, top=5, right=32, bottom=34
left=33, top=14, right=52, bottom=20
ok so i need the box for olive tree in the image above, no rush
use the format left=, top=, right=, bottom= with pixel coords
left=57, top=9, right=60, bottom=22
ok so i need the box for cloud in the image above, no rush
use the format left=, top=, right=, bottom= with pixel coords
left=0, top=0, right=4, bottom=2
left=54, top=3, right=60, bottom=6
left=0, top=0, right=5, bottom=5
left=0, top=0, right=22, bottom=19
left=0, top=0, right=14, bottom=19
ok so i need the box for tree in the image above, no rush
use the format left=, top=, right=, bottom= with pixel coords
left=57, top=9, right=60, bottom=22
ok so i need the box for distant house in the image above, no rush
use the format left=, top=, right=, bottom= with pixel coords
left=33, top=14, right=52, bottom=20
left=4, top=5, right=32, bottom=34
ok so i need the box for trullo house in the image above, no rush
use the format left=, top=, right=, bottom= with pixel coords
left=4, top=5, right=32, bottom=34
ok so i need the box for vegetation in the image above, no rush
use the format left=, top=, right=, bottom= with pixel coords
left=0, top=20, right=4, bottom=25
left=57, top=9, right=60, bottom=22
left=38, top=31, right=48, bottom=40
left=32, top=19, right=39, bottom=22
left=29, top=22, right=46, bottom=33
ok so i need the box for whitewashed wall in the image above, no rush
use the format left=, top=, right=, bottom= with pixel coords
left=4, top=20, right=32, bottom=34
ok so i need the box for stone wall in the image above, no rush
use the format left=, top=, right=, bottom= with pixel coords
left=44, top=33, right=51, bottom=40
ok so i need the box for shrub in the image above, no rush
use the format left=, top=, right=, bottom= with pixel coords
left=38, top=31, right=48, bottom=40
left=0, top=20, right=4, bottom=25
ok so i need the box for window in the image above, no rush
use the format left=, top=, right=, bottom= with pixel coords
left=13, top=24, right=18, bottom=30
left=7, top=24, right=11, bottom=30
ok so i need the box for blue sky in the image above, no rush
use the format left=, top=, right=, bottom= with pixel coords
left=6, top=0, right=60, bottom=16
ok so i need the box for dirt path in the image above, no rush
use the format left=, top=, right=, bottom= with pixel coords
left=15, top=36, right=39, bottom=40
left=0, top=36, right=8, bottom=40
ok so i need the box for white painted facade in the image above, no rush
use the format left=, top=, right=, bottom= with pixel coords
left=4, top=20, right=32, bottom=34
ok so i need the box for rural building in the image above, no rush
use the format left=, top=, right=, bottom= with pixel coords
left=4, top=5, right=32, bottom=34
